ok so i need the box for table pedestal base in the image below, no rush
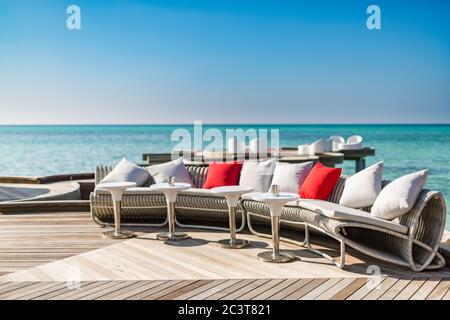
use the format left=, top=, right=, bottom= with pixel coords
left=217, top=238, right=249, bottom=249
left=157, top=232, right=189, bottom=241
left=103, top=230, right=136, bottom=240
left=257, top=250, right=296, bottom=263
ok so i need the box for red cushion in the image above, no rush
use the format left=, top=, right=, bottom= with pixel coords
left=202, top=162, right=243, bottom=189
left=300, top=162, right=342, bottom=200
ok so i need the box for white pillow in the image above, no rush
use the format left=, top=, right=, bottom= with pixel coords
left=239, top=158, right=276, bottom=192
left=371, top=169, right=428, bottom=220
left=147, top=158, right=193, bottom=185
left=100, top=158, right=150, bottom=187
left=339, top=161, right=384, bottom=208
left=270, top=162, right=313, bottom=194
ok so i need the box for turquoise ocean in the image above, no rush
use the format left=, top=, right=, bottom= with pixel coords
left=0, top=124, right=448, bottom=229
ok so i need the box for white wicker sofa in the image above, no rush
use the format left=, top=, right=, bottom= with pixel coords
left=90, top=164, right=446, bottom=271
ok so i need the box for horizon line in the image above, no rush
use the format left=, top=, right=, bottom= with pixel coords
left=0, top=123, right=450, bottom=126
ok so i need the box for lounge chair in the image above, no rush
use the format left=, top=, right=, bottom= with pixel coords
left=90, top=164, right=446, bottom=271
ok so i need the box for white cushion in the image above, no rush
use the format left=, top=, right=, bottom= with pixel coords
left=100, top=158, right=150, bottom=187
left=239, top=158, right=276, bottom=192
left=339, top=161, right=383, bottom=208
left=147, top=158, right=194, bottom=185
left=371, top=170, right=428, bottom=220
left=294, top=199, right=408, bottom=234
left=270, top=162, right=313, bottom=194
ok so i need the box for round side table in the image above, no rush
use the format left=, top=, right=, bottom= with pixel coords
left=150, top=182, right=191, bottom=241
left=251, top=192, right=299, bottom=262
left=211, top=186, right=254, bottom=249
left=95, top=181, right=137, bottom=239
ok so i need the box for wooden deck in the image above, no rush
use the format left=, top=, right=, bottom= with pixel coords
left=0, top=210, right=449, bottom=300
left=0, top=277, right=449, bottom=300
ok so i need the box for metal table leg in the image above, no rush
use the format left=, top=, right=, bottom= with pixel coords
left=103, top=200, right=135, bottom=239
left=217, top=206, right=249, bottom=249
left=257, top=216, right=296, bottom=263
left=157, top=202, right=189, bottom=241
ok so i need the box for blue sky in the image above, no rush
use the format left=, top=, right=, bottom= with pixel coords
left=0, top=0, right=449, bottom=124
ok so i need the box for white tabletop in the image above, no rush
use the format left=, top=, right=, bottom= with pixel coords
left=211, top=186, right=254, bottom=195
left=211, top=186, right=254, bottom=207
left=149, top=182, right=192, bottom=191
left=251, top=192, right=299, bottom=217
left=95, top=182, right=137, bottom=202
left=251, top=192, right=299, bottom=203
left=96, top=181, right=137, bottom=190
left=150, top=182, right=191, bottom=203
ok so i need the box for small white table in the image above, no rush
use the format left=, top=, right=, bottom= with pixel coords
left=95, top=182, right=137, bottom=239
left=251, top=192, right=299, bottom=263
left=150, top=182, right=191, bottom=241
left=211, top=186, right=254, bottom=249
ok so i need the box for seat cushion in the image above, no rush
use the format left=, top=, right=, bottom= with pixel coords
left=203, top=161, right=243, bottom=189
left=291, top=199, right=408, bottom=234
left=100, top=158, right=150, bottom=187
left=180, top=188, right=218, bottom=197
left=300, top=162, right=342, bottom=200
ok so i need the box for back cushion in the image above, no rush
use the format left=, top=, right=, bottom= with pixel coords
left=203, top=162, right=243, bottom=189
left=100, top=158, right=150, bottom=187
left=300, top=162, right=342, bottom=200
left=147, top=158, right=194, bottom=185
left=239, top=158, right=276, bottom=192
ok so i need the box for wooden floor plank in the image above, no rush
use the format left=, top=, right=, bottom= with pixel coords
left=314, top=278, right=354, bottom=300
left=220, top=279, right=270, bottom=300
left=97, top=281, right=162, bottom=300
left=394, top=278, right=427, bottom=300
left=363, top=277, right=399, bottom=300
left=300, top=278, right=343, bottom=300
left=237, top=279, right=285, bottom=300
left=79, top=281, right=139, bottom=300
left=379, top=279, right=412, bottom=300
left=0, top=281, right=62, bottom=300
left=20, top=282, right=78, bottom=300
left=115, top=281, right=168, bottom=300
left=426, top=279, right=450, bottom=300
left=442, top=287, right=450, bottom=300
left=330, top=278, right=367, bottom=300
left=285, top=278, right=329, bottom=300
left=160, top=280, right=212, bottom=300
left=174, top=280, right=227, bottom=300
left=262, top=278, right=301, bottom=300
left=252, top=279, right=298, bottom=300
left=410, top=278, right=442, bottom=300
left=144, top=280, right=197, bottom=300
left=44, top=281, right=113, bottom=300
left=268, top=279, right=312, bottom=300
left=0, top=282, right=34, bottom=297
left=187, top=280, right=240, bottom=300
left=347, top=277, right=387, bottom=300
left=126, top=280, right=182, bottom=300
left=206, top=279, right=256, bottom=300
